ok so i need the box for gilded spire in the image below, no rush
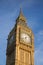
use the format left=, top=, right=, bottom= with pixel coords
left=19, top=8, right=23, bottom=16
left=16, top=8, right=26, bottom=22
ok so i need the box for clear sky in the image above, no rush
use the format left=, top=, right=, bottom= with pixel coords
left=0, top=0, right=43, bottom=65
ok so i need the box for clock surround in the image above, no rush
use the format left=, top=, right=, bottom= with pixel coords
left=9, top=35, right=14, bottom=44
left=19, top=27, right=32, bottom=46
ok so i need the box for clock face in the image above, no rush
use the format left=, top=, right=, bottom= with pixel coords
left=20, top=33, right=31, bottom=43
left=9, top=35, right=14, bottom=44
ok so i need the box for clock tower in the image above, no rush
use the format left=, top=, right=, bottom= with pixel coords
left=6, top=9, right=34, bottom=65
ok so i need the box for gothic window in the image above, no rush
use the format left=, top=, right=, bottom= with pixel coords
left=25, top=51, right=31, bottom=65
left=20, top=49, right=24, bottom=64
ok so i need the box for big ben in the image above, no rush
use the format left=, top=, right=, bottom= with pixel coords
left=6, top=9, right=34, bottom=65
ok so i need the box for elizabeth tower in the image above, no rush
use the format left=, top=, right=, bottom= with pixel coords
left=6, top=9, right=34, bottom=65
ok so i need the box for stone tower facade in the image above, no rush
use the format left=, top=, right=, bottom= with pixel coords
left=6, top=9, right=34, bottom=65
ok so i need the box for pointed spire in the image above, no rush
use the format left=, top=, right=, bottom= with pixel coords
left=19, top=5, right=22, bottom=14
left=19, top=8, right=23, bottom=17
left=16, top=8, right=26, bottom=22
left=20, top=8, right=22, bottom=14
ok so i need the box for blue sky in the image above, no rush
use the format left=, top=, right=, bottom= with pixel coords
left=0, top=0, right=43, bottom=65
